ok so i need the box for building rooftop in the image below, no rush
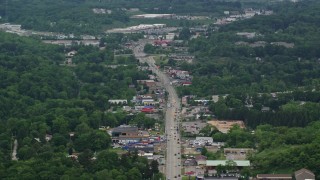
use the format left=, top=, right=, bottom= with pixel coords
left=295, top=168, right=315, bottom=180
left=257, top=174, right=292, bottom=179
left=206, top=160, right=250, bottom=167
left=112, top=125, right=138, bottom=133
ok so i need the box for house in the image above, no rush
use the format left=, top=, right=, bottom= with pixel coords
left=261, top=106, right=270, bottom=112
left=66, top=50, right=77, bottom=57
left=67, top=153, right=80, bottom=160
left=137, top=80, right=156, bottom=87
left=69, top=132, right=75, bottom=137
left=195, top=155, right=207, bottom=166
left=236, top=32, right=256, bottom=39
left=182, top=96, right=188, bottom=106
left=166, top=33, right=176, bottom=40
left=154, top=40, right=171, bottom=47
left=294, top=168, right=315, bottom=180
left=270, top=42, right=294, bottom=48
left=184, top=158, right=197, bottom=166
left=256, top=174, right=292, bottom=180
left=182, top=82, right=192, bottom=86
left=154, top=155, right=166, bottom=165
left=45, top=134, right=53, bottom=142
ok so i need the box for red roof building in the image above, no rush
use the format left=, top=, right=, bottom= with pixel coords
left=141, top=108, right=154, bottom=113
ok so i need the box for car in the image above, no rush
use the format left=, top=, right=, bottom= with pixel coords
left=174, top=153, right=177, bottom=156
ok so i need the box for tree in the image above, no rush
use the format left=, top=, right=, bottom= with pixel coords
left=78, top=149, right=93, bottom=168
left=127, top=167, right=142, bottom=180
left=179, top=27, right=191, bottom=40
left=201, top=147, right=208, bottom=156
left=144, top=44, right=156, bottom=54
left=150, top=160, right=159, bottom=174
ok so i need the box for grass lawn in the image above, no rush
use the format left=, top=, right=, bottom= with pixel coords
left=153, top=55, right=168, bottom=66
left=182, top=176, right=196, bottom=180
left=108, top=148, right=127, bottom=155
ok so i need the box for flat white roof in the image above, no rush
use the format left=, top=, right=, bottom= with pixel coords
left=206, top=160, right=250, bottom=167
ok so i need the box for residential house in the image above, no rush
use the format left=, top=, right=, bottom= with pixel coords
left=261, top=106, right=270, bottom=112
left=184, top=158, right=197, bottom=166
left=270, top=42, right=294, bottom=48
left=195, top=155, right=207, bottom=166
left=182, top=82, right=192, bottom=86
left=45, top=134, right=53, bottom=142
left=236, top=32, right=256, bottom=39
left=294, top=168, right=315, bottom=180
left=166, top=33, right=176, bottom=40
left=182, top=96, right=188, bottom=106
left=66, top=50, right=77, bottom=57
left=154, top=40, right=171, bottom=47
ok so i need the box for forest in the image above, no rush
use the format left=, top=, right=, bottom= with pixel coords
left=0, top=32, right=162, bottom=179
left=177, top=0, right=320, bottom=128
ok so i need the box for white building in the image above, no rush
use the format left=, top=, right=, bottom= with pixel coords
left=108, top=99, right=128, bottom=104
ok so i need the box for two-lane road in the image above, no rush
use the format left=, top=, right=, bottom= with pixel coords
left=133, top=41, right=182, bottom=180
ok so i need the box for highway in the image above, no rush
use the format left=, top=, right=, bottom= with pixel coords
left=133, top=40, right=182, bottom=180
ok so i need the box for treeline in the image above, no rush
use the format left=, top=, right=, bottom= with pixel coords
left=181, top=0, right=320, bottom=96
left=0, top=32, right=162, bottom=179
left=189, top=90, right=320, bottom=128
left=0, top=0, right=129, bottom=35
left=0, top=0, right=269, bottom=35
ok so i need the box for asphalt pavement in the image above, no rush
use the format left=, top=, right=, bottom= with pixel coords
left=133, top=40, right=182, bottom=180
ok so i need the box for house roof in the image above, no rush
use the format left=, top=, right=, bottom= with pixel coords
left=295, top=168, right=315, bottom=180
left=184, top=159, right=197, bottom=166
left=206, top=160, right=250, bottom=167
left=112, top=126, right=138, bottom=133
left=195, top=155, right=207, bottom=161
left=141, top=108, right=154, bottom=113
left=182, top=81, right=192, bottom=84
left=257, top=174, right=292, bottom=179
